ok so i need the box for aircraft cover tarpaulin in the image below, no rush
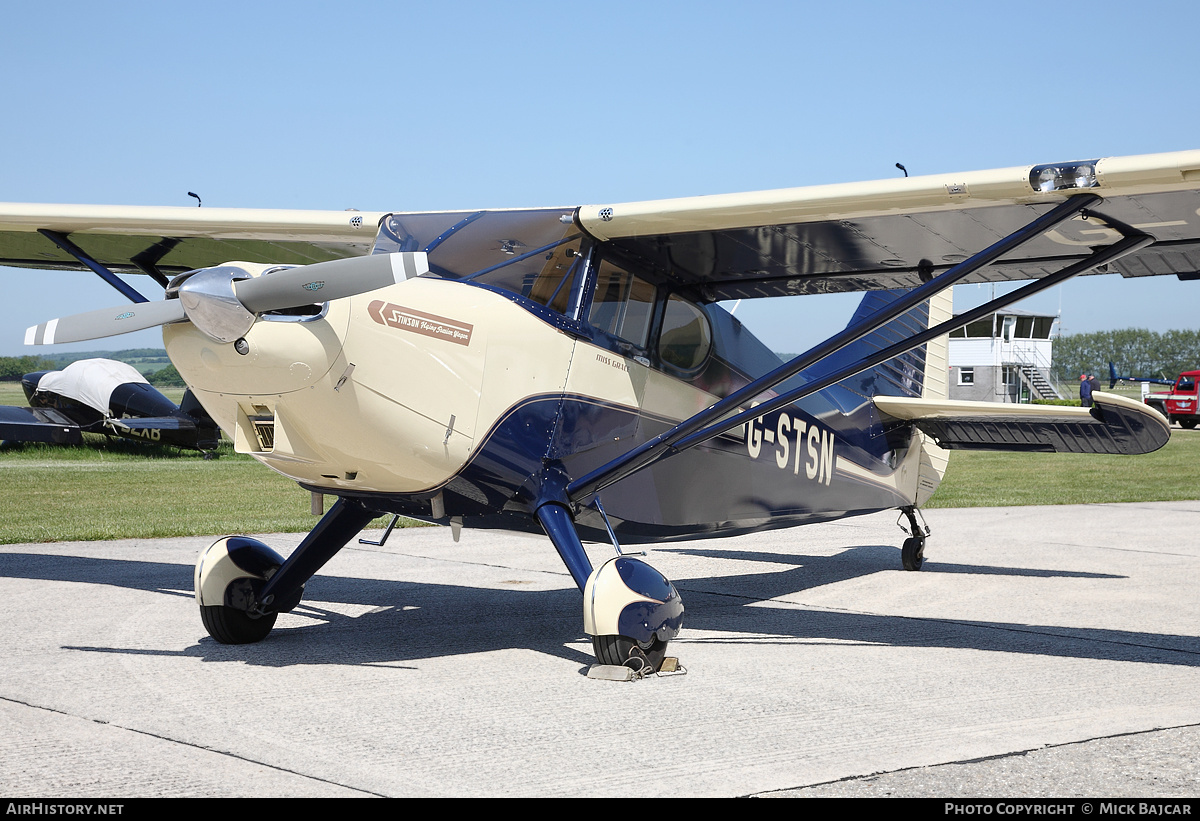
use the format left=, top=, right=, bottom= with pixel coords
left=37, top=359, right=149, bottom=415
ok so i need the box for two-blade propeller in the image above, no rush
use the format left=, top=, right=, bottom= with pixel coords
left=26, top=252, right=428, bottom=346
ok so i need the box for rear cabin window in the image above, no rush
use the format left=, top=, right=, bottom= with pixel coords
left=658, top=295, right=712, bottom=374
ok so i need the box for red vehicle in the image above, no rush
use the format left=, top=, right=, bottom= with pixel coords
left=1108, top=363, right=1199, bottom=428
left=1144, top=370, right=1200, bottom=429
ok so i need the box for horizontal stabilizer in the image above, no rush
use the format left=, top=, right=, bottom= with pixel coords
left=0, top=406, right=84, bottom=445
left=874, top=392, right=1169, bottom=455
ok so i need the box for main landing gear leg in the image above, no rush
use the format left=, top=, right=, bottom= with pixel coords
left=195, top=497, right=381, bottom=644
left=898, top=505, right=930, bottom=571
left=535, top=502, right=684, bottom=673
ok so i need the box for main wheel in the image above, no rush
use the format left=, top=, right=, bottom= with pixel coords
left=593, top=634, right=668, bottom=672
left=200, top=605, right=278, bottom=644
left=901, top=536, right=925, bottom=571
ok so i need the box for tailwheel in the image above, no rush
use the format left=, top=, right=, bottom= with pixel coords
left=593, top=634, right=669, bottom=673
left=200, top=605, right=278, bottom=644
left=901, top=536, right=925, bottom=571
left=898, top=506, right=929, bottom=571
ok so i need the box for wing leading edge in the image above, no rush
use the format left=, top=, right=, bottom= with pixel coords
left=3, top=150, right=1200, bottom=300
left=0, top=204, right=387, bottom=276
left=874, top=392, right=1170, bottom=455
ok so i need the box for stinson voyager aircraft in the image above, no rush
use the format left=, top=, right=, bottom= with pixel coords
left=6, top=149, right=1195, bottom=671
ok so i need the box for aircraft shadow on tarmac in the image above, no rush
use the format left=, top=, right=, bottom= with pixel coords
left=1, top=547, right=1195, bottom=670
left=657, top=544, right=1128, bottom=586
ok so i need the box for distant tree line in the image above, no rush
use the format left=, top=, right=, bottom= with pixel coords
left=38, top=348, right=169, bottom=368
left=0, top=356, right=54, bottom=381
left=1053, top=329, right=1200, bottom=382
left=146, top=364, right=185, bottom=386
left=0, top=355, right=184, bottom=387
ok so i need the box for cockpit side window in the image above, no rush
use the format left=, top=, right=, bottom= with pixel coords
left=588, top=259, right=656, bottom=349
left=467, top=236, right=585, bottom=315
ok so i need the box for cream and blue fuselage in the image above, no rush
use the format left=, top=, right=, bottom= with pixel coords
left=165, top=267, right=947, bottom=545
left=17, top=151, right=1195, bottom=659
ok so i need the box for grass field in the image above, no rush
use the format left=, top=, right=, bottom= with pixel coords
left=2, top=379, right=1196, bottom=544
left=0, top=439, right=401, bottom=543
left=0, top=428, right=1196, bottom=545
left=0, top=380, right=397, bottom=542
left=925, top=430, right=1200, bottom=507
left=0, top=382, right=185, bottom=405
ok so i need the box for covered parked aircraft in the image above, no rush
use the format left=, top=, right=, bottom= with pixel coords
left=0, top=357, right=219, bottom=452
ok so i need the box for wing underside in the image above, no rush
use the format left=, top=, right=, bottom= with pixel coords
left=874, top=392, right=1170, bottom=455
left=0, top=205, right=387, bottom=277
left=578, top=150, right=1200, bottom=299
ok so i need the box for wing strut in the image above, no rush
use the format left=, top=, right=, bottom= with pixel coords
left=566, top=194, right=1141, bottom=503
left=38, top=229, right=150, bottom=304
left=669, top=232, right=1153, bottom=451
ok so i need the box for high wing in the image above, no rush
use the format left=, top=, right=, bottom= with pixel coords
left=0, top=204, right=387, bottom=285
left=577, top=149, right=1200, bottom=299
left=873, top=392, right=1170, bottom=455
left=4, top=151, right=1200, bottom=300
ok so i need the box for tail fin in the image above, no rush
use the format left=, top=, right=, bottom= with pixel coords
left=915, top=289, right=951, bottom=504
left=813, top=287, right=952, bottom=402
left=1109, top=362, right=1118, bottom=389
left=922, top=290, right=952, bottom=401
left=808, top=286, right=953, bottom=504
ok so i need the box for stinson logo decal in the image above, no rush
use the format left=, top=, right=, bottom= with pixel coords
left=367, top=300, right=474, bottom=346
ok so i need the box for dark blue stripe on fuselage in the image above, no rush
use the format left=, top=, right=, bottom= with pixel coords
left=326, top=274, right=930, bottom=541
left=333, top=385, right=913, bottom=543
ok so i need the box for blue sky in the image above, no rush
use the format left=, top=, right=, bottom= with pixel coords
left=3, top=1, right=1199, bottom=356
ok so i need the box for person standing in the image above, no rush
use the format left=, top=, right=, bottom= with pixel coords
left=1080, top=374, right=1093, bottom=408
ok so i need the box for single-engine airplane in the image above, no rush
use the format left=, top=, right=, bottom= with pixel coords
left=0, top=357, right=220, bottom=452
left=6, top=149, right=1198, bottom=671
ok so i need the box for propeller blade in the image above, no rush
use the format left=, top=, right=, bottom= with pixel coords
left=234, top=252, right=428, bottom=313
left=25, top=252, right=428, bottom=348
left=25, top=300, right=187, bottom=345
